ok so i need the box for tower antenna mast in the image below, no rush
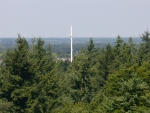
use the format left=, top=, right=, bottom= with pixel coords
left=71, top=26, right=73, bottom=62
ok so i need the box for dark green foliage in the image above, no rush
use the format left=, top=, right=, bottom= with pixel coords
left=0, top=35, right=56, bottom=112
left=98, top=43, right=115, bottom=80
left=93, top=65, right=150, bottom=112
left=29, top=38, right=54, bottom=76
left=141, top=31, right=150, bottom=44
left=3, top=35, right=31, bottom=81
left=66, top=39, right=103, bottom=103
left=0, top=35, right=32, bottom=112
left=137, top=31, right=150, bottom=66
left=1, top=31, right=150, bottom=112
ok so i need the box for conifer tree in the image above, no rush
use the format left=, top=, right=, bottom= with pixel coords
left=0, top=35, right=32, bottom=112
left=3, top=34, right=31, bottom=81
left=66, top=38, right=103, bottom=103
left=29, top=38, right=54, bottom=77
left=92, top=64, right=150, bottom=113
left=98, top=43, right=114, bottom=80
left=138, top=31, right=150, bottom=65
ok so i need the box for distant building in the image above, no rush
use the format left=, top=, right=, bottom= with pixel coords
left=56, top=57, right=71, bottom=63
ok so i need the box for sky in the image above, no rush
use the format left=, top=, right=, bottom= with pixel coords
left=0, top=0, right=150, bottom=38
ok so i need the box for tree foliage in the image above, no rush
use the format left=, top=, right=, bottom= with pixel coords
left=0, top=32, right=150, bottom=112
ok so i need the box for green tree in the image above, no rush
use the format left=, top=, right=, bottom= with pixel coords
left=92, top=64, right=150, bottom=113
left=137, top=31, right=150, bottom=66
left=29, top=38, right=54, bottom=76
left=66, top=39, right=103, bottom=103
left=0, top=35, right=32, bottom=112
left=98, top=43, right=114, bottom=80
left=3, top=35, right=31, bottom=81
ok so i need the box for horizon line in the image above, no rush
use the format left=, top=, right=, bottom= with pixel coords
left=0, top=36, right=141, bottom=39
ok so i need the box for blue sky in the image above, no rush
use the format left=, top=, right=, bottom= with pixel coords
left=0, top=0, right=150, bottom=37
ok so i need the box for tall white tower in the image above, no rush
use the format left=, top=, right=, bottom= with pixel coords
left=71, top=26, right=73, bottom=62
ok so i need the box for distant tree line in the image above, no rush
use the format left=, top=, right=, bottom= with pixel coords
left=0, top=38, right=107, bottom=58
left=0, top=31, right=150, bottom=112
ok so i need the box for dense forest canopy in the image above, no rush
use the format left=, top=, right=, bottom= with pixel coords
left=0, top=31, right=150, bottom=112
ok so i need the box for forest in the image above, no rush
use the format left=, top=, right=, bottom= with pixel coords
left=0, top=31, right=150, bottom=113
